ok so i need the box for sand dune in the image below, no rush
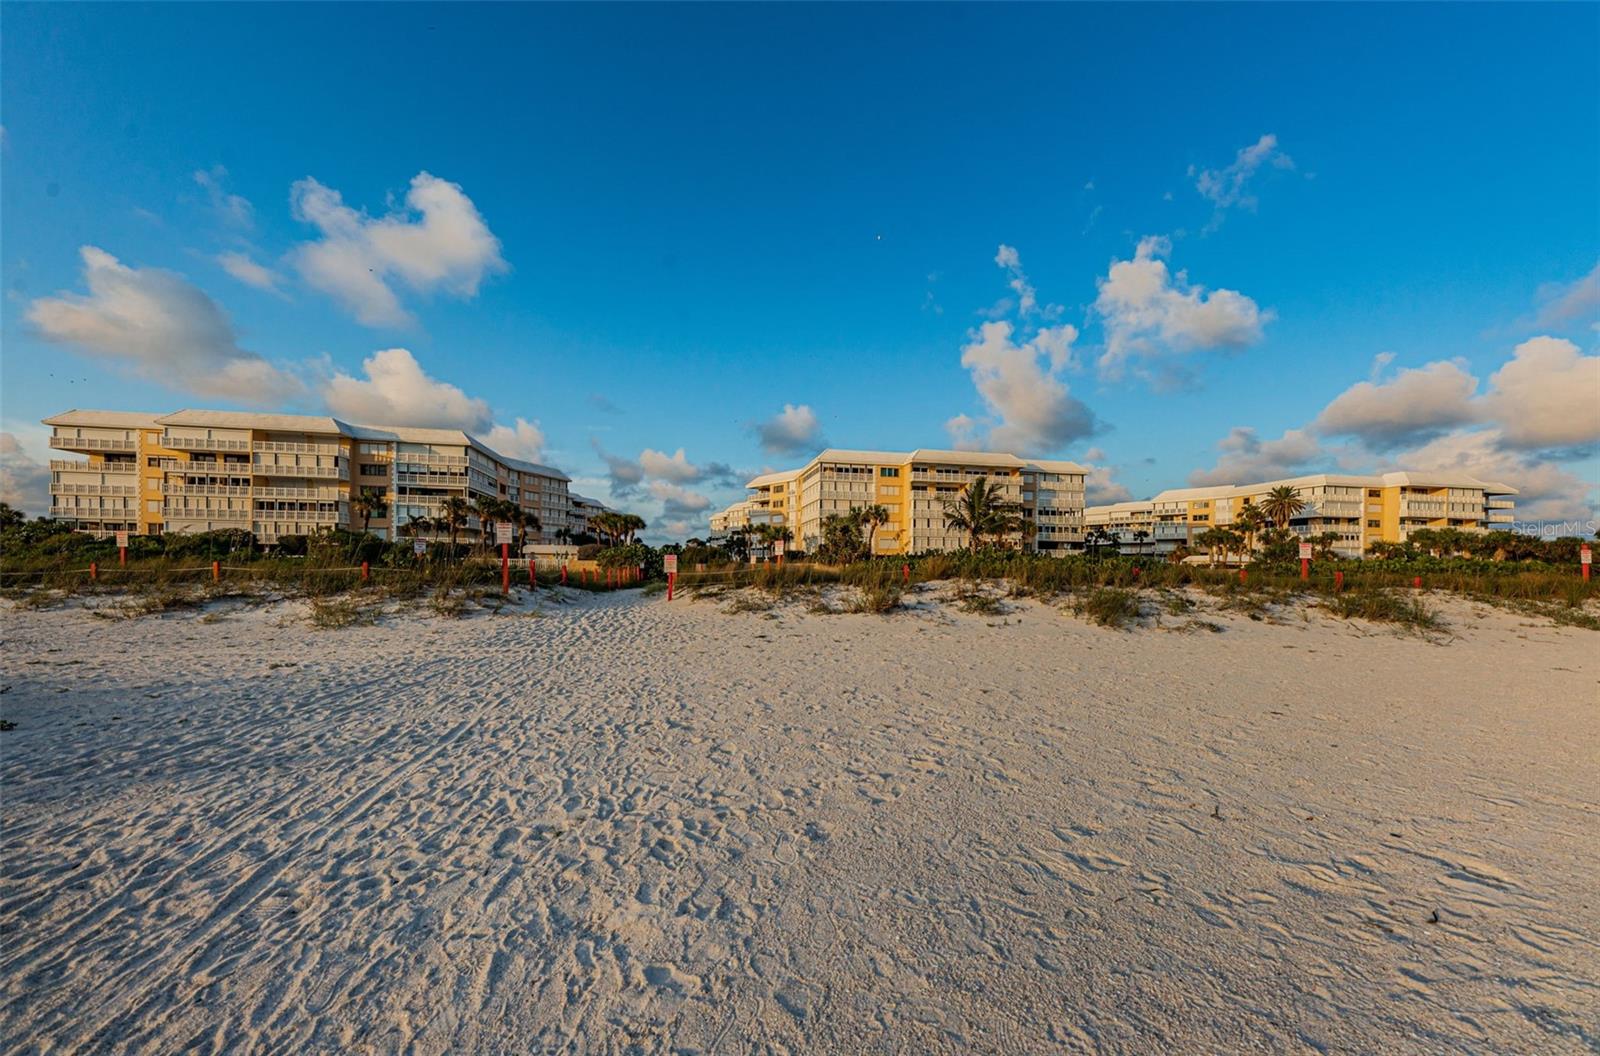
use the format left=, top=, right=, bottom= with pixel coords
left=1, top=587, right=1596, bottom=1054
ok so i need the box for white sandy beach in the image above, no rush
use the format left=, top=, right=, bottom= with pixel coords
left=1, top=586, right=1597, bottom=1054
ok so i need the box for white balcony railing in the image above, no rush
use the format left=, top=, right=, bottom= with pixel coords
left=254, top=485, right=345, bottom=501
left=253, top=440, right=342, bottom=456
left=50, top=483, right=138, bottom=497
left=165, top=507, right=250, bottom=522
left=50, top=458, right=137, bottom=474
left=166, top=484, right=253, bottom=497
left=252, top=462, right=348, bottom=481
left=49, top=436, right=137, bottom=452
left=160, top=434, right=251, bottom=452
left=252, top=508, right=342, bottom=523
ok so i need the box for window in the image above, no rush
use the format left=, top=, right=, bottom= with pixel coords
left=879, top=467, right=899, bottom=478
left=1367, top=519, right=1380, bottom=528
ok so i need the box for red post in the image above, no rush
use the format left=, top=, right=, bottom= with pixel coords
left=1583, top=545, right=1592, bottom=582
left=1238, top=568, right=1247, bottom=585
left=501, top=543, right=510, bottom=594
left=119, top=547, right=127, bottom=568
left=902, top=563, right=910, bottom=584
left=361, top=561, right=369, bottom=582
left=90, top=561, right=98, bottom=581
left=1413, top=576, right=1422, bottom=590
left=1132, top=566, right=1141, bottom=579
left=1300, top=557, right=1309, bottom=581
left=528, top=560, right=536, bottom=587
left=667, top=571, right=676, bottom=602
left=561, top=565, right=568, bottom=585
left=212, top=560, right=220, bottom=583
left=1334, top=570, right=1344, bottom=592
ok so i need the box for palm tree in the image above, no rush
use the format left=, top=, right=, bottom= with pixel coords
left=1131, top=528, right=1151, bottom=555
left=941, top=477, right=1017, bottom=552
left=860, top=505, right=890, bottom=555
left=1234, top=503, right=1266, bottom=554
left=471, top=494, right=502, bottom=550
left=350, top=487, right=389, bottom=535
left=620, top=513, right=647, bottom=544
left=1195, top=527, right=1230, bottom=566
left=1260, top=486, right=1305, bottom=530
left=439, top=496, right=471, bottom=551
left=0, top=503, right=25, bottom=530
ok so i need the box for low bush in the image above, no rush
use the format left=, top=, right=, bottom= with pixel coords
left=1072, top=587, right=1142, bottom=628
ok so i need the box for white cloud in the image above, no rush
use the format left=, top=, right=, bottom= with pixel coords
left=1, top=432, right=51, bottom=516
left=194, top=166, right=254, bottom=231
left=752, top=404, right=825, bottom=456
left=648, top=480, right=712, bottom=515
left=1393, top=429, right=1595, bottom=522
left=216, top=251, right=285, bottom=294
left=639, top=448, right=701, bottom=482
left=1313, top=360, right=1480, bottom=447
left=290, top=172, right=507, bottom=328
left=26, top=246, right=304, bottom=404
left=951, top=321, right=1096, bottom=452
left=1481, top=336, right=1600, bottom=450
left=1532, top=261, right=1600, bottom=331
left=993, top=244, right=1061, bottom=318
left=1192, top=134, right=1295, bottom=227
left=1094, top=236, right=1270, bottom=383
left=321, top=347, right=491, bottom=430
left=481, top=418, right=546, bottom=463
left=1188, top=427, right=1325, bottom=486
left=1084, top=461, right=1133, bottom=505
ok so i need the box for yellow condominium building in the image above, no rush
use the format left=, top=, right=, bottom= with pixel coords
left=1084, top=471, right=1517, bottom=559
left=708, top=500, right=754, bottom=538
left=744, top=449, right=1087, bottom=556
left=44, top=408, right=573, bottom=546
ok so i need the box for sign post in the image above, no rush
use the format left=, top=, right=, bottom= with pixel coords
left=664, top=553, right=678, bottom=601
left=774, top=538, right=785, bottom=567
left=115, top=529, right=129, bottom=568
left=413, top=538, right=427, bottom=560
left=1582, top=544, right=1592, bottom=583
left=1298, top=541, right=1312, bottom=581
left=496, top=522, right=514, bottom=593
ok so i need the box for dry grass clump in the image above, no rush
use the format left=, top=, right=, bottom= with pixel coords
left=1072, top=587, right=1143, bottom=628
left=723, top=593, right=774, bottom=614
left=848, top=583, right=902, bottom=614
left=1327, top=591, right=1442, bottom=633
left=957, top=590, right=1004, bottom=616
left=429, top=589, right=466, bottom=619
left=308, top=596, right=377, bottom=629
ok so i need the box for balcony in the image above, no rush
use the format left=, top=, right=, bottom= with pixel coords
left=253, top=509, right=342, bottom=523
left=49, top=436, right=136, bottom=452
left=50, top=483, right=138, bottom=497
left=252, top=461, right=348, bottom=481
left=396, top=471, right=468, bottom=487
left=166, top=483, right=253, bottom=497
left=254, top=485, right=344, bottom=501
left=159, top=434, right=251, bottom=452
left=50, top=458, right=136, bottom=474
left=165, top=507, right=250, bottom=522
left=1487, top=498, right=1515, bottom=510
left=254, top=440, right=342, bottom=456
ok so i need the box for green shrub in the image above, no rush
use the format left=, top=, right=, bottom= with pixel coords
left=1072, top=587, right=1142, bottom=628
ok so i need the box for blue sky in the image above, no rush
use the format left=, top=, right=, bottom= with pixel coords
left=3, top=3, right=1597, bottom=536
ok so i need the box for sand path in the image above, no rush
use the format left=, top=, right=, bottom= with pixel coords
left=1, top=589, right=1596, bottom=1054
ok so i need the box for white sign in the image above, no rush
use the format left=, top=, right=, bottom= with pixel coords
left=664, top=554, right=678, bottom=574
left=774, top=539, right=785, bottom=556
left=1583, top=547, right=1593, bottom=565
left=413, top=538, right=427, bottom=555
left=495, top=522, right=514, bottom=546
left=115, top=530, right=129, bottom=549
left=1298, top=543, right=1313, bottom=560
